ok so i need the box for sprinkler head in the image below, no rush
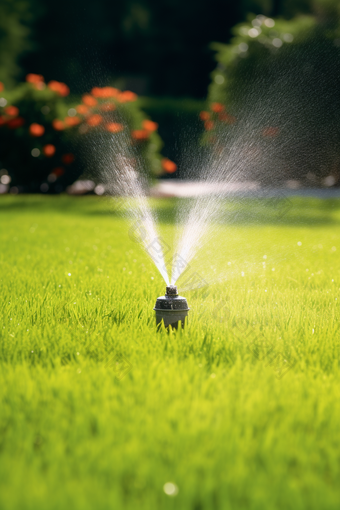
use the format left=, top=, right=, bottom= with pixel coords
left=166, top=285, right=178, bottom=296
left=154, top=285, right=190, bottom=329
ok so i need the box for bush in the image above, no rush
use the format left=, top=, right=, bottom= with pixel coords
left=0, top=75, right=176, bottom=193
left=203, top=13, right=340, bottom=184
left=138, top=96, right=205, bottom=179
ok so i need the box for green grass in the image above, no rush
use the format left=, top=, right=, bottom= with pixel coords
left=1, top=194, right=340, bottom=510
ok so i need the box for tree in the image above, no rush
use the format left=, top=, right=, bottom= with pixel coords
left=0, top=0, right=38, bottom=86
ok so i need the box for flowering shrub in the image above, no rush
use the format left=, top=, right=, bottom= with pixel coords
left=0, top=75, right=176, bottom=193
left=199, top=103, right=236, bottom=141
left=69, top=85, right=172, bottom=180
left=201, top=15, right=315, bottom=140
left=202, top=14, right=340, bottom=183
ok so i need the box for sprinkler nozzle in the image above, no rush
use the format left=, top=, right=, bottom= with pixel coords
left=166, top=285, right=178, bottom=296
left=154, top=285, right=189, bottom=329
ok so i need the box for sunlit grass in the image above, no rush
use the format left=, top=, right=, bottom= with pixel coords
left=1, top=194, right=340, bottom=510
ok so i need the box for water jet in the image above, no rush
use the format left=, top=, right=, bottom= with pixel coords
left=153, top=285, right=190, bottom=329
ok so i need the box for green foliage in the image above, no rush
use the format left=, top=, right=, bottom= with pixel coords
left=1, top=0, right=338, bottom=98
left=0, top=0, right=36, bottom=86
left=1, top=195, right=340, bottom=509
left=139, top=96, right=205, bottom=169
left=16, top=0, right=320, bottom=98
left=204, top=13, right=340, bottom=182
left=208, top=14, right=316, bottom=106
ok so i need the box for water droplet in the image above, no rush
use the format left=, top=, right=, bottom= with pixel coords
left=163, top=483, right=178, bottom=496
left=215, top=74, right=225, bottom=84
left=248, top=28, right=260, bottom=38
left=264, top=18, right=275, bottom=27
left=0, top=174, right=11, bottom=185
left=239, top=43, right=248, bottom=52
left=272, top=38, right=283, bottom=48
left=283, top=33, right=293, bottom=42
left=31, top=148, right=40, bottom=157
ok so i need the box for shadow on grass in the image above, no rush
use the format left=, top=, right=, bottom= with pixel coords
left=0, top=195, right=107, bottom=215
left=134, top=198, right=340, bottom=227
left=1, top=195, right=340, bottom=227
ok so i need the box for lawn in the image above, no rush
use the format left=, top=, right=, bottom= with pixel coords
left=1, top=194, right=340, bottom=510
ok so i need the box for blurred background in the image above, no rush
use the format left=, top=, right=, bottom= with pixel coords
left=1, top=0, right=340, bottom=193
left=0, top=0, right=325, bottom=96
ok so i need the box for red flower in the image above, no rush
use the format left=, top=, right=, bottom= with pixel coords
left=62, top=154, right=75, bottom=164
left=76, top=104, right=89, bottom=115
left=52, top=119, right=65, bottom=131
left=7, top=117, right=25, bottom=129
left=106, top=122, right=124, bottom=133
left=43, top=144, right=56, bottom=157
left=65, top=116, right=81, bottom=126
left=142, top=120, right=158, bottom=132
left=132, top=129, right=149, bottom=140
left=48, top=81, right=70, bottom=97
left=204, top=120, right=214, bottom=131
left=0, top=82, right=4, bottom=92
left=91, top=86, right=117, bottom=98
left=51, top=167, right=65, bottom=177
left=86, top=114, right=103, bottom=126
left=91, top=87, right=103, bottom=97
left=211, top=102, right=224, bottom=113
left=219, top=112, right=236, bottom=124
left=82, top=94, right=97, bottom=107
left=0, top=116, right=7, bottom=126
left=100, top=102, right=116, bottom=112
left=26, top=74, right=44, bottom=84
left=29, top=123, right=45, bottom=137
left=118, top=91, right=138, bottom=102
left=58, top=83, right=70, bottom=97
left=48, top=80, right=60, bottom=92
left=262, top=127, right=280, bottom=138
left=33, top=82, right=45, bottom=91
left=199, top=111, right=210, bottom=121
left=102, top=86, right=119, bottom=98
left=162, top=158, right=177, bottom=173
left=4, top=106, right=19, bottom=117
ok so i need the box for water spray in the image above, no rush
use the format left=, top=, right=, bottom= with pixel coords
left=153, top=285, right=190, bottom=329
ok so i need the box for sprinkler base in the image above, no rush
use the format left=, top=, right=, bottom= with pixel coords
left=154, top=309, right=189, bottom=329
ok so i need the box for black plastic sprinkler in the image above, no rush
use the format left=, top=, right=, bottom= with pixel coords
left=154, top=285, right=190, bottom=329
